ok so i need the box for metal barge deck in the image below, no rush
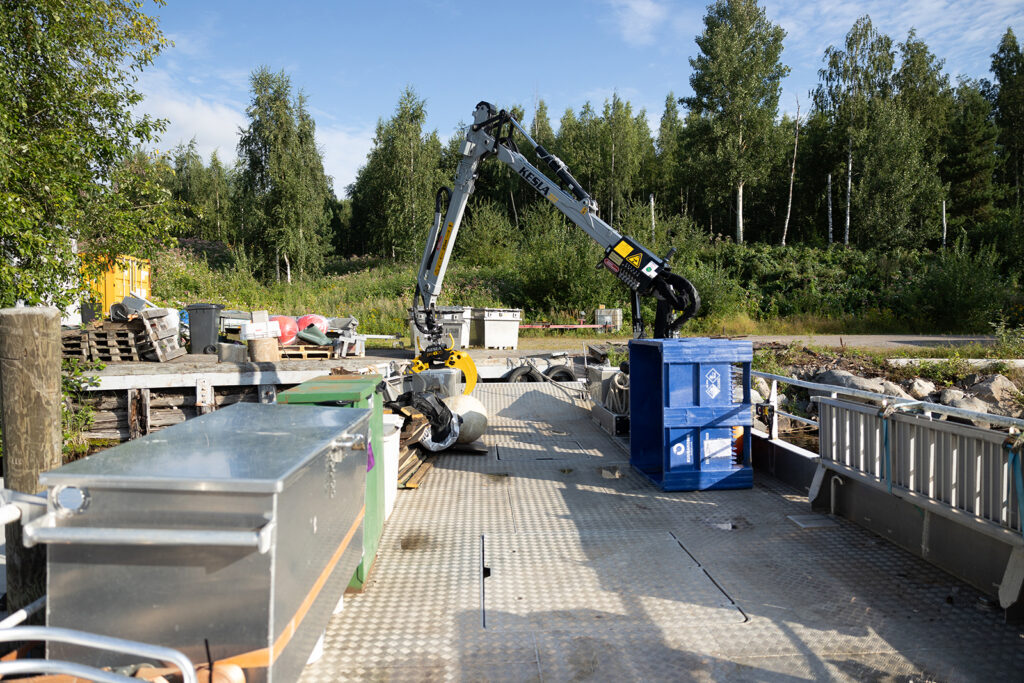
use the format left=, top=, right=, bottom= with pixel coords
left=297, top=383, right=1024, bottom=682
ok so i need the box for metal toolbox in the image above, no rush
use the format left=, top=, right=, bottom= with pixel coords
left=25, top=402, right=369, bottom=683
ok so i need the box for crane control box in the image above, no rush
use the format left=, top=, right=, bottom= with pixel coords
left=602, top=236, right=661, bottom=293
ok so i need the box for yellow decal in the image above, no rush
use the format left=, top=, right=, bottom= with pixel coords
left=626, top=253, right=643, bottom=268
left=580, top=206, right=588, bottom=215
left=548, top=193, right=558, bottom=203
left=433, top=222, right=454, bottom=275
left=613, top=240, right=633, bottom=258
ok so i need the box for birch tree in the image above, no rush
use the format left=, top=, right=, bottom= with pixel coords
left=814, top=15, right=894, bottom=245
left=684, top=0, right=788, bottom=243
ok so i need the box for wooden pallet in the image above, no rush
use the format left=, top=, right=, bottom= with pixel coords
left=279, top=344, right=334, bottom=359
left=88, top=321, right=144, bottom=362
left=138, top=309, right=186, bottom=362
left=61, top=329, right=90, bottom=361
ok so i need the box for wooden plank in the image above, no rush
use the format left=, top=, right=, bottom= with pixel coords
left=403, top=460, right=434, bottom=489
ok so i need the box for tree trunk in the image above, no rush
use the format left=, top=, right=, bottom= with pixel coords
left=275, top=248, right=281, bottom=282
left=844, top=139, right=852, bottom=246
left=735, top=180, right=744, bottom=244
left=649, top=193, right=656, bottom=243
left=942, top=200, right=947, bottom=247
left=509, top=190, right=519, bottom=229
left=284, top=253, right=291, bottom=284
left=781, top=104, right=800, bottom=247
left=0, top=307, right=62, bottom=615
left=827, top=173, right=833, bottom=244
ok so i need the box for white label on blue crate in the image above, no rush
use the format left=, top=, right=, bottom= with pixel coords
left=703, top=433, right=733, bottom=463
left=704, top=368, right=721, bottom=399
left=672, top=441, right=690, bottom=463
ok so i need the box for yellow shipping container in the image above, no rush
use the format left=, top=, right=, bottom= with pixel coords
left=86, top=256, right=151, bottom=315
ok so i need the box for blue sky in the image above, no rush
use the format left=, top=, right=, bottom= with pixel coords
left=139, top=0, right=1024, bottom=193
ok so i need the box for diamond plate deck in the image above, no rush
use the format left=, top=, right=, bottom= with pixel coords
left=300, top=383, right=1024, bottom=682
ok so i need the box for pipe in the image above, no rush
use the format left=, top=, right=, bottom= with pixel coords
left=0, top=626, right=196, bottom=683
left=830, top=475, right=844, bottom=516
left=0, top=595, right=45, bottom=629
left=0, top=504, right=21, bottom=526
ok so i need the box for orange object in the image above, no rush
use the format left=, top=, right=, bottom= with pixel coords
left=732, top=425, right=745, bottom=464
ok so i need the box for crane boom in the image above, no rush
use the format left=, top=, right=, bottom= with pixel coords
left=411, top=102, right=700, bottom=391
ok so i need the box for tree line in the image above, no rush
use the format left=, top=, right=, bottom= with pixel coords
left=163, top=2, right=1022, bottom=283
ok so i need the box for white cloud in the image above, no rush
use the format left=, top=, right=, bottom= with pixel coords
left=143, top=88, right=246, bottom=162
left=316, top=124, right=376, bottom=195
left=606, top=0, right=670, bottom=46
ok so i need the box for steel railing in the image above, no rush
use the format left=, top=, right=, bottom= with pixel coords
left=751, top=370, right=1024, bottom=542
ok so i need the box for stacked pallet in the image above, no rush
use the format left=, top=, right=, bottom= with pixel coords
left=137, top=308, right=186, bottom=362
left=61, top=329, right=90, bottom=361
left=88, top=321, right=144, bottom=362
left=396, top=409, right=433, bottom=489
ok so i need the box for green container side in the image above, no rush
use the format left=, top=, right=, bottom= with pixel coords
left=278, top=375, right=384, bottom=590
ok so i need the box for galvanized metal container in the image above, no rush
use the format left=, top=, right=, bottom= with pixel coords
left=25, top=402, right=369, bottom=683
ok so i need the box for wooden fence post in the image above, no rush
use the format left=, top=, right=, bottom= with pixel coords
left=0, top=307, right=62, bottom=613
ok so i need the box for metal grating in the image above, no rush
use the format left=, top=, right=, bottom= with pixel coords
left=299, top=384, right=1024, bottom=682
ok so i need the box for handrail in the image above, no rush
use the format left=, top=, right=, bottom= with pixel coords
left=0, top=626, right=196, bottom=683
left=752, top=370, right=1024, bottom=432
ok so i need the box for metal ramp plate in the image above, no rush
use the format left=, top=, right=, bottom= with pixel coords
left=300, top=383, right=1024, bottom=682
left=483, top=530, right=745, bottom=632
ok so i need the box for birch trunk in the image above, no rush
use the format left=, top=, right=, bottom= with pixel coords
left=736, top=180, right=744, bottom=244
left=781, top=104, right=800, bottom=246
left=844, top=138, right=852, bottom=246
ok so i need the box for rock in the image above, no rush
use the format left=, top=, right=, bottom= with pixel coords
left=813, top=369, right=912, bottom=399
left=939, top=388, right=965, bottom=405
left=751, top=389, right=764, bottom=405
left=948, top=396, right=992, bottom=429
left=970, top=375, right=1020, bottom=405
left=963, top=373, right=984, bottom=388
left=752, top=377, right=770, bottom=399
left=880, top=380, right=914, bottom=400
left=904, top=378, right=936, bottom=400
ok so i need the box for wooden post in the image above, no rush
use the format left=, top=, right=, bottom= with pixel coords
left=0, top=307, right=62, bottom=613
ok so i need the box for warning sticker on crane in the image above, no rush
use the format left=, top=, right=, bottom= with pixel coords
left=613, top=240, right=633, bottom=258
left=626, top=253, right=642, bottom=268
left=642, top=262, right=659, bottom=277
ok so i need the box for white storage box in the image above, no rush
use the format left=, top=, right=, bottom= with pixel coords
left=409, top=306, right=471, bottom=350
left=241, top=320, right=281, bottom=340
left=382, top=413, right=404, bottom=520
left=595, top=308, right=623, bottom=331
left=471, top=308, right=521, bottom=350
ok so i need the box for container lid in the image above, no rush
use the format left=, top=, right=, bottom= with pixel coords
left=41, top=403, right=369, bottom=493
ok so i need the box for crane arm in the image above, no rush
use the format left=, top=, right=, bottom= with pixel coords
left=412, top=102, right=700, bottom=389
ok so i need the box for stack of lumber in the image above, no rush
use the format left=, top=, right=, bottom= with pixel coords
left=395, top=407, right=433, bottom=489
left=88, top=320, right=144, bottom=362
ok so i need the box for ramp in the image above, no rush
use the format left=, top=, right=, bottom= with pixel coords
left=301, top=383, right=1024, bottom=681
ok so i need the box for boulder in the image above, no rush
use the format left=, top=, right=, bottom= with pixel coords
left=970, top=375, right=1020, bottom=405
left=939, top=388, right=965, bottom=405
left=813, top=369, right=912, bottom=399
left=948, top=396, right=992, bottom=429
left=904, top=378, right=936, bottom=400
left=752, top=376, right=770, bottom=399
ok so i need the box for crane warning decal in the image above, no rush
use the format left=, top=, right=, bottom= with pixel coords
left=626, top=253, right=642, bottom=268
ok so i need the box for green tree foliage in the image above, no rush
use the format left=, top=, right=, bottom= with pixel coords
left=991, top=28, right=1024, bottom=208
left=236, top=68, right=332, bottom=280
left=0, top=0, right=178, bottom=308
left=814, top=15, right=895, bottom=245
left=655, top=93, right=685, bottom=216
left=348, top=87, right=443, bottom=259
left=943, top=80, right=999, bottom=228
left=684, top=0, right=789, bottom=243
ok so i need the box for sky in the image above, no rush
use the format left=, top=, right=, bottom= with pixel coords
left=138, top=0, right=1024, bottom=194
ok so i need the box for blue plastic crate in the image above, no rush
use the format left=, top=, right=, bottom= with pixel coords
left=628, top=338, right=753, bottom=491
